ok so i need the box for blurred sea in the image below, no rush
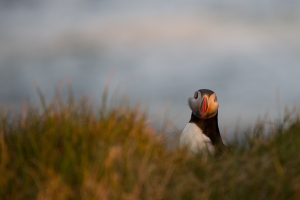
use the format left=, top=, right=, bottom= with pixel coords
left=1, top=1, right=300, bottom=138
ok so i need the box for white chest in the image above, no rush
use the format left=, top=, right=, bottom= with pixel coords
left=180, top=123, right=214, bottom=155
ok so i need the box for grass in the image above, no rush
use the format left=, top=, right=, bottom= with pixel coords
left=1, top=91, right=300, bottom=200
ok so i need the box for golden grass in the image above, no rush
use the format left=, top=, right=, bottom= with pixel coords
left=1, top=91, right=300, bottom=199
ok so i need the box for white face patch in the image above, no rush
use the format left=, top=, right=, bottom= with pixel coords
left=188, top=91, right=203, bottom=117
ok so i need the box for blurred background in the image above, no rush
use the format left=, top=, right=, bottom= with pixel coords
left=1, top=0, right=300, bottom=138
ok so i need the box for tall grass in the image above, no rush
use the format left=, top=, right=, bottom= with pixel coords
left=1, top=91, right=300, bottom=199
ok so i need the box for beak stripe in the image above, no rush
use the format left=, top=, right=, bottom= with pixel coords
left=202, top=97, right=207, bottom=116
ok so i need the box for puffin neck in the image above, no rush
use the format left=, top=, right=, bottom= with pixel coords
left=189, top=112, right=222, bottom=145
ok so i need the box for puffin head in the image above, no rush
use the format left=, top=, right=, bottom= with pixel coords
left=188, top=89, right=219, bottom=119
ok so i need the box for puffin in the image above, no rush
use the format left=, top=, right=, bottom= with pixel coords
left=180, top=89, right=225, bottom=155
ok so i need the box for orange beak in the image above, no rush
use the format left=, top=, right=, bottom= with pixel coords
left=201, top=97, right=208, bottom=116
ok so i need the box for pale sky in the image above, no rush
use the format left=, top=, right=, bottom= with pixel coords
left=1, top=1, right=300, bottom=137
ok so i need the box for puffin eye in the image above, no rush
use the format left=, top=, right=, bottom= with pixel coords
left=194, top=91, right=198, bottom=99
